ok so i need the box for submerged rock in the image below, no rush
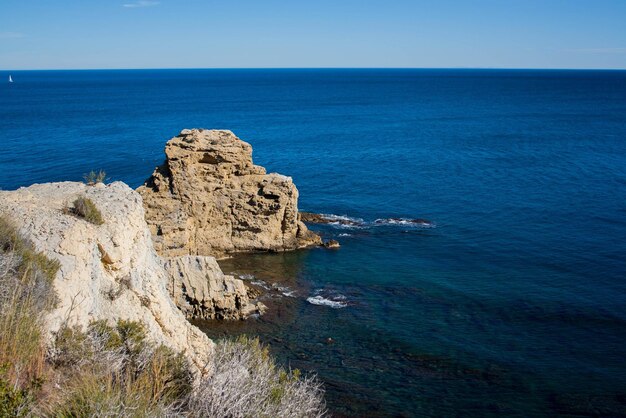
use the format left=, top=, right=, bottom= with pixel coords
left=300, top=211, right=361, bottom=226
left=0, top=182, right=213, bottom=374
left=324, top=239, right=341, bottom=249
left=374, top=217, right=433, bottom=226
left=138, top=129, right=322, bottom=258
left=300, top=212, right=332, bottom=224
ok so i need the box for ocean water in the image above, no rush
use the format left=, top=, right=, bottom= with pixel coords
left=2, top=69, right=626, bottom=417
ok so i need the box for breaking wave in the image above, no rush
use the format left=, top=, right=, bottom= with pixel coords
left=317, top=213, right=435, bottom=229
left=306, top=295, right=348, bottom=308
left=272, top=283, right=297, bottom=297
left=251, top=280, right=271, bottom=290
left=307, top=288, right=349, bottom=308
left=373, top=218, right=435, bottom=228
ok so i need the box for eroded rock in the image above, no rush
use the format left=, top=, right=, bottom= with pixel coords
left=0, top=182, right=213, bottom=375
left=137, top=129, right=322, bottom=258
left=323, top=239, right=341, bottom=249
left=164, top=255, right=265, bottom=320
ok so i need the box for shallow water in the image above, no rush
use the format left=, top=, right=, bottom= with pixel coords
left=2, top=69, right=626, bottom=416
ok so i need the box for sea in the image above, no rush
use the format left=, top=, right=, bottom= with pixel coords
left=1, top=69, right=625, bottom=417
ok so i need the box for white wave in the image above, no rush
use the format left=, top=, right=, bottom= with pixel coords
left=272, top=283, right=297, bottom=297
left=251, top=280, right=271, bottom=290
left=306, top=295, right=348, bottom=308
left=238, top=273, right=256, bottom=281
left=320, top=213, right=363, bottom=223
left=374, top=218, right=435, bottom=228
left=338, top=233, right=352, bottom=237
left=320, top=213, right=365, bottom=229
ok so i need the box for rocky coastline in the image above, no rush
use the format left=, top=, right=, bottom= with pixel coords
left=0, top=128, right=331, bottom=377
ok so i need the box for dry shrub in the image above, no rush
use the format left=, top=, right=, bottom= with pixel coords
left=0, top=215, right=327, bottom=417
left=83, top=170, right=106, bottom=186
left=47, top=320, right=192, bottom=417
left=0, top=216, right=59, bottom=416
left=188, top=336, right=327, bottom=418
left=70, top=196, right=104, bottom=225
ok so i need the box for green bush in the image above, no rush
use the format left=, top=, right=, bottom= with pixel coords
left=83, top=170, right=106, bottom=186
left=48, top=320, right=193, bottom=417
left=0, top=372, right=32, bottom=418
left=71, top=196, right=104, bottom=225
left=0, top=216, right=61, bottom=283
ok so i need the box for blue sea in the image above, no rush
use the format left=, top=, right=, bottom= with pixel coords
left=2, top=69, right=626, bottom=417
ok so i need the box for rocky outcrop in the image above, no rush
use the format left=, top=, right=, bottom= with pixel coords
left=164, top=255, right=266, bottom=320
left=0, top=182, right=216, bottom=374
left=300, top=212, right=362, bottom=227
left=137, top=129, right=321, bottom=258
left=323, top=239, right=341, bottom=249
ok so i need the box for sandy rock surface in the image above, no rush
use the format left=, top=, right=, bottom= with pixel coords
left=0, top=181, right=214, bottom=373
left=138, top=129, right=321, bottom=258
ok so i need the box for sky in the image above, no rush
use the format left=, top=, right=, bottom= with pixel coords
left=1, top=0, right=626, bottom=70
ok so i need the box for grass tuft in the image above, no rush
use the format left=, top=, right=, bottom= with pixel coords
left=70, top=196, right=104, bottom=225
left=83, top=170, right=106, bottom=186
left=0, top=215, right=59, bottom=410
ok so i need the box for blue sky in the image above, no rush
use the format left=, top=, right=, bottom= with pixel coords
left=1, top=0, right=625, bottom=69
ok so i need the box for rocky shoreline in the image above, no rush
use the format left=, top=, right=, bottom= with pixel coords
left=0, top=129, right=336, bottom=376
left=300, top=211, right=434, bottom=228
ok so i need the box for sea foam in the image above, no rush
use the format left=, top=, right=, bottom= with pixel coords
left=306, top=295, right=349, bottom=308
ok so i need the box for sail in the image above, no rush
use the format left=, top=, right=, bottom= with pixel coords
left=8, top=75, right=13, bottom=83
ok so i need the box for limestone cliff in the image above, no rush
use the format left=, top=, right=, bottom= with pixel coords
left=0, top=182, right=255, bottom=374
left=137, top=129, right=322, bottom=258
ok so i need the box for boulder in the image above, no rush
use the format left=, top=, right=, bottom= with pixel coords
left=164, top=255, right=265, bottom=320
left=137, top=129, right=321, bottom=258
left=323, top=239, right=341, bottom=249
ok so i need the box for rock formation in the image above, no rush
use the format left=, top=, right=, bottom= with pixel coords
left=164, top=255, right=265, bottom=320
left=300, top=211, right=362, bottom=226
left=0, top=181, right=253, bottom=375
left=137, top=129, right=321, bottom=258
left=323, top=239, right=341, bottom=249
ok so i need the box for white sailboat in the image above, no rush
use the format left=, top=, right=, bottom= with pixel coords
left=8, top=75, right=13, bottom=83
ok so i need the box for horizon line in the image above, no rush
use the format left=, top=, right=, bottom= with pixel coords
left=2, top=66, right=626, bottom=72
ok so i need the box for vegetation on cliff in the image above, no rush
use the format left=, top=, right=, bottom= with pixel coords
left=0, top=214, right=326, bottom=417
left=82, top=170, right=107, bottom=186
left=68, top=196, right=104, bottom=225
left=0, top=216, right=59, bottom=416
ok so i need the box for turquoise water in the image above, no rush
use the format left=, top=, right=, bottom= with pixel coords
left=2, top=69, right=626, bottom=416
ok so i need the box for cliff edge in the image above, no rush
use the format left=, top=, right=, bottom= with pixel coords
left=137, top=129, right=321, bottom=258
left=0, top=181, right=258, bottom=374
